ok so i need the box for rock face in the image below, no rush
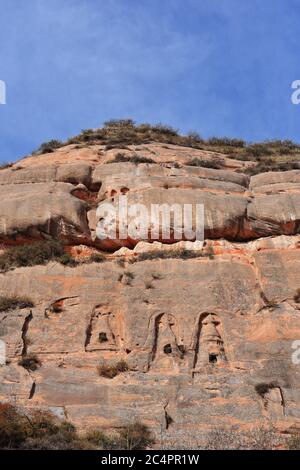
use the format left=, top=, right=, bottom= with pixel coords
left=1, top=142, right=300, bottom=446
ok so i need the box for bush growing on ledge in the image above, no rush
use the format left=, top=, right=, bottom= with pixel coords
left=187, top=157, right=223, bottom=169
left=0, top=295, right=34, bottom=312
left=97, top=360, right=128, bottom=379
left=107, top=153, right=155, bottom=165
left=0, top=240, right=65, bottom=272
left=255, top=382, right=277, bottom=397
left=18, top=354, right=42, bottom=372
left=244, top=159, right=300, bottom=176
left=0, top=240, right=109, bottom=272
left=34, top=139, right=62, bottom=155
left=130, top=249, right=212, bottom=263
left=55, top=253, right=79, bottom=267
left=88, top=253, right=106, bottom=263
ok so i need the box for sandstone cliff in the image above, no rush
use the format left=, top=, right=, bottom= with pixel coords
left=1, top=126, right=300, bottom=448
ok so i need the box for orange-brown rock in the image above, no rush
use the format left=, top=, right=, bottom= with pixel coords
left=0, top=142, right=300, bottom=445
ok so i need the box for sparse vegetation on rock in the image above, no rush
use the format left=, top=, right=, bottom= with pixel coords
left=86, top=422, right=154, bottom=450
left=108, top=152, right=155, bottom=165
left=0, top=240, right=65, bottom=272
left=97, top=360, right=128, bottom=379
left=34, top=139, right=62, bottom=155
left=255, top=382, right=278, bottom=397
left=203, top=427, right=284, bottom=450
left=30, top=120, right=300, bottom=174
left=0, top=295, right=34, bottom=312
left=130, top=249, right=212, bottom=263
left=18, top=354, right=41, bottom=371
left=0, top=240, right=108, bottom=272
left=187, top=157, right=223, bottom=169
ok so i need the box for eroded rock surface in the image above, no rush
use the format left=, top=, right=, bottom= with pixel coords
left=0, top=143, right=300, bottom=443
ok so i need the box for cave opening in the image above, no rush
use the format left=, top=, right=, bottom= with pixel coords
left=99, top=332, right=108, bottom=343
left=164, top=343, right=172, bottom=354
left=209, top=353, right=218, bottom=364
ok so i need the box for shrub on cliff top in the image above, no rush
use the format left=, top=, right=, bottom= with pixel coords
left=34, top=139, right=62, bottom=155
left=30, top=119, right=300, bottom=171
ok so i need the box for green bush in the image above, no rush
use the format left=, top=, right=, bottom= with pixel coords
left=0, top=295, right=34, bottom=312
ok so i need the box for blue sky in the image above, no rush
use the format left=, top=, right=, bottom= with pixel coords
left=1, top=0, right=300, bottom=163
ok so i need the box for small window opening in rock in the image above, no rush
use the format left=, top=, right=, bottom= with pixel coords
left=209, top=353, right=217, bottom=364
left=99, top=332, right=108, bottom=343
left=164, top=344, right=172, bottom=354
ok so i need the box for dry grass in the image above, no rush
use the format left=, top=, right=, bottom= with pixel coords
left=0, top=295, right=34, bottom=312
left=97, top=360, right=128, bottom=379
left=130, top=249, right=213, bottom=263
left=31, top=120, right=300, bottom=174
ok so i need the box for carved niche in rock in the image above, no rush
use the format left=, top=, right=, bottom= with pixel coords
left=86, top=306, right=119, bottom=352
left=148, top=313, right=185, bottom=372
left=263, top=386, right=285, bottom=419
left=192, top=313, right=227, bottom=371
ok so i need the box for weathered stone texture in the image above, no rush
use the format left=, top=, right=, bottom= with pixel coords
left=0, top=144, right=300, bottom=440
